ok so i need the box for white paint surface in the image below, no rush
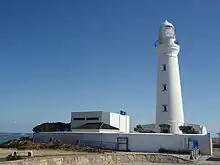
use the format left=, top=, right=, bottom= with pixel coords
left=110, top=112, right=130, bottom=133
left=71, top=111, right=130, bottom=133
left=155, top=20, right=184, bottom=134
left=33, top=132, right=212, bottom=155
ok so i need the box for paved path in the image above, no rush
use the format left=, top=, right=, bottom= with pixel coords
left=105, top=156, right=220, bottom=165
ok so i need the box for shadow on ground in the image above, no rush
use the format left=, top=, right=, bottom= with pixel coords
left=207, top=157, right=220, bottom=161
left=0, top=158, right=5, bottom=162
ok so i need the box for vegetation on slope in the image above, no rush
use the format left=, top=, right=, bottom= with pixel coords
left=0, top=136, right=113, bottom=153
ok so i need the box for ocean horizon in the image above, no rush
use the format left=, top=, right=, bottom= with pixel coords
left=0, top=133, right=33, bottom=143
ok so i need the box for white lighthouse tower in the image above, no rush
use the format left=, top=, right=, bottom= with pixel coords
left=155, top=20, right=184, bottom=134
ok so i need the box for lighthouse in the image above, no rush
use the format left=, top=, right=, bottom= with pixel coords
left=155, top=20, right=184, bottom=134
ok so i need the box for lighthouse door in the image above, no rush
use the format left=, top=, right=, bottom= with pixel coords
left=117, top=137, right=128, bottom=151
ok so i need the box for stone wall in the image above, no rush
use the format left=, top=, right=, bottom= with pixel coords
left=0, top=153, right=192, bottom=165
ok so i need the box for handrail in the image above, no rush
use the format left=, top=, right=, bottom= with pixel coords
left=190, top=149, right=200, bottom=160
left=154, top=40, right=179, bottom=47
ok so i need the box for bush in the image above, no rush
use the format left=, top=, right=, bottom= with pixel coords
left=179, top=126, right=199, bottom=134
left=134, top=125, right=156, bottom=133
left=32, top=122, right=70, bottom=133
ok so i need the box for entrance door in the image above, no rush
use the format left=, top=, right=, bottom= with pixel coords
left=117, top=137, right=128, bottom=151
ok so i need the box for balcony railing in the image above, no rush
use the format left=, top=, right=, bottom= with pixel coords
left=154, top=40, right=179, bottom=47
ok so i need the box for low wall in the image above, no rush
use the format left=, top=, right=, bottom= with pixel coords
left=0, top=153, right=192, bottom=165
left=33, top=132, right=212, bottom=155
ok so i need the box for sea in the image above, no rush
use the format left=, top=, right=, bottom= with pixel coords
left=0, top=133, right=33, bottom=143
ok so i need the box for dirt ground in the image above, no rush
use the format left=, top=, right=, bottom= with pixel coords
left=213, top=148, right=220, bottom=156
left=0, top=148, right=93, bottom=158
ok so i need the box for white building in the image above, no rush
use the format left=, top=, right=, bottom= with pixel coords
left=71, top=111, right=130, bottom=133
left=143, top=20, right=207, bottom=134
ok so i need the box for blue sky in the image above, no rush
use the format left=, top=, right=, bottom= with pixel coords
left=0, top=0, right=219, bottom=135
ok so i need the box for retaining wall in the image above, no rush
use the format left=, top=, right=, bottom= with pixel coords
left=0, top=153, right=192, bottom=165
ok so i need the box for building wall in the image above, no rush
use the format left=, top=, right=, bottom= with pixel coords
left=119, top=114, right=129, bottom=133
left=201, top=126, right=207, bottom=135
left=33, top=132, right=212, bottom=155
left=71, top=111, right=130, bottom=133
left=71, top=111, right=103, bottom=129
left=101, top=111, right=111, bottom=125
left=110, top=112, right=130, bottom=133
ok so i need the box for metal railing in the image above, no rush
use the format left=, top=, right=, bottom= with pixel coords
left=190, top=149, right=200, bottom=160
left=154, top=39, right=179, bottom=47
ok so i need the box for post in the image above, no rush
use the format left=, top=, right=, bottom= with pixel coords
left=190, top=150, right=194, bottom=160
left=119, top=113, right=121, bottom=132
left=125, top=115, right=127, bottom=133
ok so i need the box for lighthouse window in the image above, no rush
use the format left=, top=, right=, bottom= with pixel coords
left=162, top=105, right=168, bottom=112
left=162, top=84, right=167, bottom=91
left=161, top=64, right=166, bottom=71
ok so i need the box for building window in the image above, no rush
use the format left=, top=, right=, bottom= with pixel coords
left=86, top=117, right=99, bottom=120
left=73, top=117, right=85, bottom=120
left=161, top=64, right=166, bottom=71
left=162, top=84, right=167, bottom=91
left=162, top=105, right=168, bottom=112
